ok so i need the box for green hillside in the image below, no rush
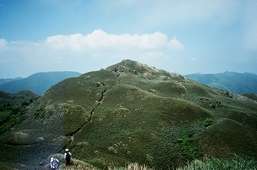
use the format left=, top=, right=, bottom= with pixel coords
left=186, top=72, right=257, bottom=94
left=242, top=93, right=257, bottom=102
left=0, top=60, right=257, bottom=169
left=0, top=90, right=38, bottom=135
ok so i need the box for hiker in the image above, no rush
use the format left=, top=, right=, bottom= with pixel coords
left=49, top=157, right=59, bottom=170
left=64, top=148, right=72, bottom=166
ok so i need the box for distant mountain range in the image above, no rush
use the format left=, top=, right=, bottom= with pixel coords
left=1, top=71, right=257, bottom=96
left=186, top=72, right=257, bottom=94
left=0, top=71, right=81, bottom=95
left=0, top=78, right=21, bottom=85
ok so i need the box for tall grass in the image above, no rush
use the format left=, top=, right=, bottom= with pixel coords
left=60, top=157, right=257, bottom=170
left=177, top=156, right=257, bottom=170
left=108, top=163, right=150, bottom=170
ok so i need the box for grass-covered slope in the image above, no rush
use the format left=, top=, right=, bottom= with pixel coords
left=0, top=91, right=38, bottom=134
left=243, top=93, right=257, bottom=101
left=1, top=60, right=257, bottom=169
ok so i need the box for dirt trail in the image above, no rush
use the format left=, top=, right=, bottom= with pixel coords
left=66, top=84, right=108, bottom=137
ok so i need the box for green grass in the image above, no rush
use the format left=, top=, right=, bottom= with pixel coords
left=58, top=156, right=257, bottom=170
left=177, top=156, right=257, bottom=170
left=31, top=61, right=257, bottom=168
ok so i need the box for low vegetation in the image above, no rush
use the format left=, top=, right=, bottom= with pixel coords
left=0, top=91, right=38, bottom=134
left=177, top=156, right=257, bottom=170
left=58, top=156, right=257, bottom=170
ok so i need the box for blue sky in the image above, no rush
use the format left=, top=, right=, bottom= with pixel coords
left=0, top=0, right=257, bottom=78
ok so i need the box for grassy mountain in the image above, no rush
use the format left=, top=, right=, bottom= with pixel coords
left=0, top=71, right=81, bottom=95
left=242, top=93, right=257, bottom=102
left=0, top=60, right=257, bottom=169
left=185, top=72, right=257, bottom=94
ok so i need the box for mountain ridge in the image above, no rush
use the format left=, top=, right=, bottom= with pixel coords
left=0, top=60, right=257, bottom=169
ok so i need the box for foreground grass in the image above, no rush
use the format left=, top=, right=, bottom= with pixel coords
left=59, top=156, right=257, bottom=170
left=177, top=157, right=257, bottom=170
left=59, top=159, right=149, bottom=170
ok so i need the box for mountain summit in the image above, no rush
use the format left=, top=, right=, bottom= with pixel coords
left=106, top=59, right=181, bottom=80
left=107, top=59, right=161, bottom=74
left=0, top=60, right=257, bottom=169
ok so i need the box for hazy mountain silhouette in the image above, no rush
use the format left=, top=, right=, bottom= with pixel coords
left=0, top=71, right=81, bottom=95
left=186, top=71, right=257, bottom=94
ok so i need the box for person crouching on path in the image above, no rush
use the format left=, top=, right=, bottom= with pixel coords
left=64, top=148, right=72, bottom=166
left=50, top=157, right=60, bottom=170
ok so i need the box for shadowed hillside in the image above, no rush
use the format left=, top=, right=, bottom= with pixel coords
left=0, top=90, right=38, bottom=135
left=0, top=60, right=257, bottom=169
left=243, top=93, right=257, bottom=102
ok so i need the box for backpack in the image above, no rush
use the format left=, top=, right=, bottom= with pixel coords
left=65, top=152, right=71, bottom=162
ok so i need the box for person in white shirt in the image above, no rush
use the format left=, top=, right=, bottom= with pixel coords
left=64, top=148, right=72, bottom=166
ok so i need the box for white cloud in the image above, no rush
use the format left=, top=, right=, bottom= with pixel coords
left=0, top=39, right=7, bottom=49
left=169, top=37, right=184, bottom=50
left=0, top=30, right=184, bottom=77
left=45, top=29, right=181, bottom=51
